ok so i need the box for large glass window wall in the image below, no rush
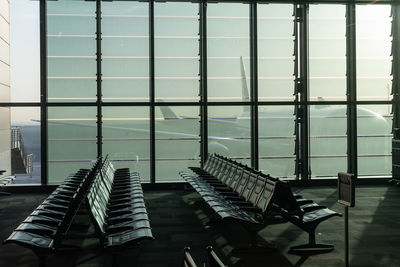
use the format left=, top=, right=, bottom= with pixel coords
left=36, top=1, right=398, bottom=184
left=1, top=0, right=42, bottom=185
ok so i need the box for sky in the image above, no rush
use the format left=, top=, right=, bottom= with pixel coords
left=10, top=0, right=40, bottom=122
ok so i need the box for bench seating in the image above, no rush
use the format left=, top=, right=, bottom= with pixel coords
left=3, top=159, right=101, bottom=262
left=180, top=155, right=279, bottom=248
left=182, top=154, right=341, bottom=253
left=0, top=175, right=15, bottom=195
left=85, top=158, right=154, bottom=248
left=273, top=179, right=342, bottom=253
left=182, top=246, right=227, bottom=267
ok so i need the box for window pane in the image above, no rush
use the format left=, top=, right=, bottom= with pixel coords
left=258, top=106, right=295, bottom=178
left=47, top=0, right=96, bottom=102
left=208, top=106, right=250, bottom=166
left=309, top=5, right=346, bottom=101
left=102, top=1, right=149, bottom=102
left=103, top=107, right=150, bottom=181
left=356, top=5, right=392, bottom=101
left=358, top=105, right=392, bottom=176
left=10, top=107, right=41, bottom=184
left=155, top=106, right=199, bottom=181
left=10, top=0, right=40, bottom=102
left=1, top=107, right=40, bottom=185
left=48, top=107, right=97, bottom=183
left=258, top=4, right=295, bottom=101
left=310, top=105, right=347, bottom=177
left=155, top=2, right=199, bottom=102
left=208, top=3, right=250, bottom=102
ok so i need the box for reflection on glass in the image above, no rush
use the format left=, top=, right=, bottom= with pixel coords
left=155, top=2, right=199, bottom=102
left=103, top=107, right=150, bottom=181
left=207, top=3, right=250, bottom=101
left=258, top=106, right=295, bottom=178
left=356, top=5, right=392, bottom=101
left=155, top=106, right=199, bottom=180
left=48, top=107, right=97, bottom=183
left=257, top=4, right=294, bottom=101
left=208, top=106, right=250, bottom=166
left=357, top=105, right=392, bottom=176
left=102, top=1, right=149, bottom=102
left=309, top=5, right=346, bottom=101
left=310, top=105, right=347, bottom=177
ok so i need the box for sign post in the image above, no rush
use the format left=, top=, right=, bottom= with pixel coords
left=338, top=172, right=355, bottom=267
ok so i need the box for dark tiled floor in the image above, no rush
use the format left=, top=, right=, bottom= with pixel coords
left=0, top=185, right=399, bottom=266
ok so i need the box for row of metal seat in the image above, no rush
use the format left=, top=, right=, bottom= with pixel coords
left=182, top=246, right=226, bottom=267
left=180, top=154, right=278, bottom=249
left=85, top=157, right=154, bottom=248
left=0, top=175, right=14, bottom=196
left=3, top=159, right=101, bottom=262
left=181, top=154, right=342, bottom=253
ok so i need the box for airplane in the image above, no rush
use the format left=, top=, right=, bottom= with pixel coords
left=5, top=58, right=392, bottom=182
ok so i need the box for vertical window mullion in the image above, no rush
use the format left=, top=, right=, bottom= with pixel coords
left=250, top=2, right=258, bottom=170
left=391, top=4, right=400, bottom=179
left=96, top=0, right=102, bottom=159
left=300, top=4, right=310, bottom=180
left=346, top=3, right=357, bottom=176
left=200, top=1, right=208, bottom=167
left=392, top=5, right=400, bottom=130
left=149, top=0, right=155, bottom=183
left=40, top=0, right=48, bottom=185
left=294, top=4, right=310, bottom=180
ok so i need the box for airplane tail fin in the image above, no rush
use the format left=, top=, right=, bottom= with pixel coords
left=158, top=100, right=179, bottom=120
left=240, top=56, right=250, bottom=113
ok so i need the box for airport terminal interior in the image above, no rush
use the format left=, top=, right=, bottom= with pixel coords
left=0, top=0, right=400, bottom=266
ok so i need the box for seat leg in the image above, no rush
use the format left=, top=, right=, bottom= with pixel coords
left=289, top=230, right=334, bottom=255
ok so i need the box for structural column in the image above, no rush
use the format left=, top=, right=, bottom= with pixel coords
left=346, top=4, right=357, bottom=176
